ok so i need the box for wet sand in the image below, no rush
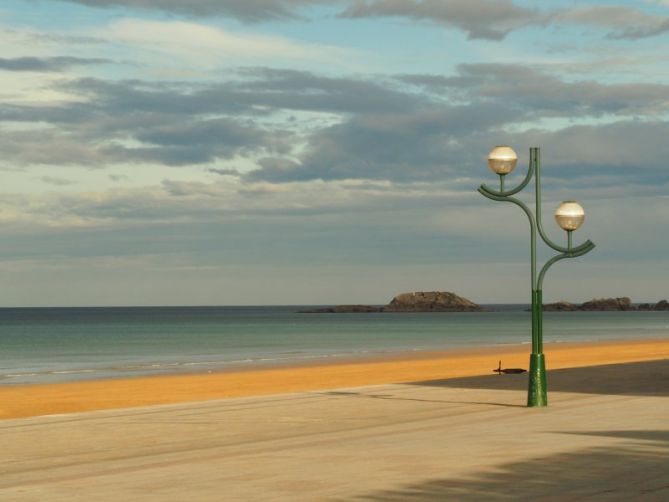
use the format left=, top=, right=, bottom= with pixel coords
left=2, top=338, right=668, bottom=419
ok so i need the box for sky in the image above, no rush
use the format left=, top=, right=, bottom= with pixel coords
left=0, top=0, right=668, bottom=306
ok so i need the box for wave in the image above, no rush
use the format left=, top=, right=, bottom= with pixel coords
left=0, top=349, right=391, bottom=383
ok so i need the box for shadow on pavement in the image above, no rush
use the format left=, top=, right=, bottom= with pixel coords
left=320, top=390, right=526, bottom=408
left=408, top=359, right=669, bottom=397
left=347, top=430, right=669, bottom=501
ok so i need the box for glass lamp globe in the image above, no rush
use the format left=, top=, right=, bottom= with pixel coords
left=555, top=201, right=585, bottom=231
left=487, top=146, right=518, bottom=175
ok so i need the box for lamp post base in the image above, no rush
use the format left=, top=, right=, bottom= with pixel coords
left=527, top=353, right=547, bottom=407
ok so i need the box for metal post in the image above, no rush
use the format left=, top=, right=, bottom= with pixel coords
left=528, top=289, right=547, bottom=406
left=528, top=148, right=547, bottom=407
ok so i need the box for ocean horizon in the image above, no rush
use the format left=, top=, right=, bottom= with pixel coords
left=1, top=305, right=668, bottom=386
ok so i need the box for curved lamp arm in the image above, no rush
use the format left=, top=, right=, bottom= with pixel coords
left=481, top=149, right=594, bottom=255
left=479, top=158, right=535, bottom=197
left=477, top=188, right=536, bottom=227
left=531, top=148, right=593, bottom=254
left=537, top=242, right=596, bottom=290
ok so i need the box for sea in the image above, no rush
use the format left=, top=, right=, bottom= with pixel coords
left=1, top=305, right=668, bottom=386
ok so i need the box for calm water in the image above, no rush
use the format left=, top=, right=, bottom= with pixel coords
left=1, top=306, right=667, bottom=385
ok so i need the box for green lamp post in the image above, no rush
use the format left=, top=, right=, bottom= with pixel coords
left=478, top=147, right=595, bottom=407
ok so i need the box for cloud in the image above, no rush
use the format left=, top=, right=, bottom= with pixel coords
left=247, top=102, right=521, bottom=182
left=233, top=67, right=424, bottom=114
left=0, top=56, right=109, bottom=72
left=44, top=0, right=335, bottom=22
left=0, top=129, right=113, bottom=167
left=208, top=168, right=242, bottom=177
left=0, top=176, right=459, bottom=230
left=551, top=6, right=669, bottom=40
left=2, top=63, right=669, bottom=195
left=340, top=1, right=669, bottom=41
left=0, top=68, right=425, bottom=168
left=40, top=176, right=78, bottom=186
left=130, top=117, right=295, bottom=164
left=340, top=0, right=543, bottom=40
left=102, top=18, right=350, bottom=66
left=55, top=68, right=416, bottom=119
left=401, top=64, right=669, bottom=117
left=0, top=118, right=293, bottom=167
left=0, top=176, right=665, bottom=300
left=248, top=113, right=669, bottom=188
left=506, top=121, right=669, bottom=177
left=245, top=64, right=669, bottom=186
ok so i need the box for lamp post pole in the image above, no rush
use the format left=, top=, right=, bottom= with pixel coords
left=479, top=147, right=595, bottom=407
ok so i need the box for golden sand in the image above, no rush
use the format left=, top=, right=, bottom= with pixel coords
left=2, top=338, right=668, bottom=419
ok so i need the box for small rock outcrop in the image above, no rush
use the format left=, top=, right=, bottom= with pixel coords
left=299, top=305, right=381, bottom=314
left=637, top=300, right=669, bottom=311
left=580, top=297, right=633, bottom=311
left=540, top=297, right=669, bottom=312
left=542, top=301, right=578, bottom=312
left=383, top=291, right=486, bottom=312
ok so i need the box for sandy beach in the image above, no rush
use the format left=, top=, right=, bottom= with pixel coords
left=2, top=338, right=668, bottom=419
left=1, top=341, right=668, bottom=500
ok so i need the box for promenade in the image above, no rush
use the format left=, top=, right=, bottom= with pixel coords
left=2, top=359, right=668, bottom=501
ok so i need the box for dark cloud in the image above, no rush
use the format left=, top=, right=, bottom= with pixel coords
left=57, top=70, right=421, bottom=120
left=3, top=64, right=669, bottom=187
left=46, top=0, right=335, bottom=22
left=248, top=115, right=669, bottom=194
left=340, top=1, right=669, bottom=41
left=340, top=0, right=542, bottom=40
left=17, top=0, right=669, bottom=42
left=401, top=64, right=669, bottom=117
left=550, top=6, right=669, bottom=40
left=0, top=69, right=426, bottom=167
left=233, top=67, right=424, bottom=114
left=506, top=121, right=669, bottom=175
left=247, top=102, right=524, bottom=182
left=0, top=129, right=112, bottom=166
left=208, top=168, right=241, bottom=177
left=247, top=64, right=669, bottom=184
left=0, top=120, right=292, bottom=167
left=0, top=56, right=109, bottom=72
left=134, top=118, right=293, bottom=158
left=103, top=124, right=292, bottom=166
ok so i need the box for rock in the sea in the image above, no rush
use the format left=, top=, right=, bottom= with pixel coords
left=638, top=300, right=669, bottom=311
left=654, top=300, right=669, bottom=311
left=542, top=301, right=578, bottom=311
left=298, top=305, right=381, bottom=313
left=383, top=291, right=486, bottom=312
left=580, top=297, right=633, bottom=311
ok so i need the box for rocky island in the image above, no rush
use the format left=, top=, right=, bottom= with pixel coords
left=637, top=300, right=669, bottom=311
left=383, top=291, right=487, bottom=312
left=300, top=294, right=669, bottom=314
left=299, top=291, right=486, bottom=313
left=542, top=297, right=668, bottom=311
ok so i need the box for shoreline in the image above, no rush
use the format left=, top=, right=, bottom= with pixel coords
left=2, top=337, right=668, bottom=420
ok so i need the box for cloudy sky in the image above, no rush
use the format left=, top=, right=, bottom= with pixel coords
left=1, top=0, right=668, bottom=306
